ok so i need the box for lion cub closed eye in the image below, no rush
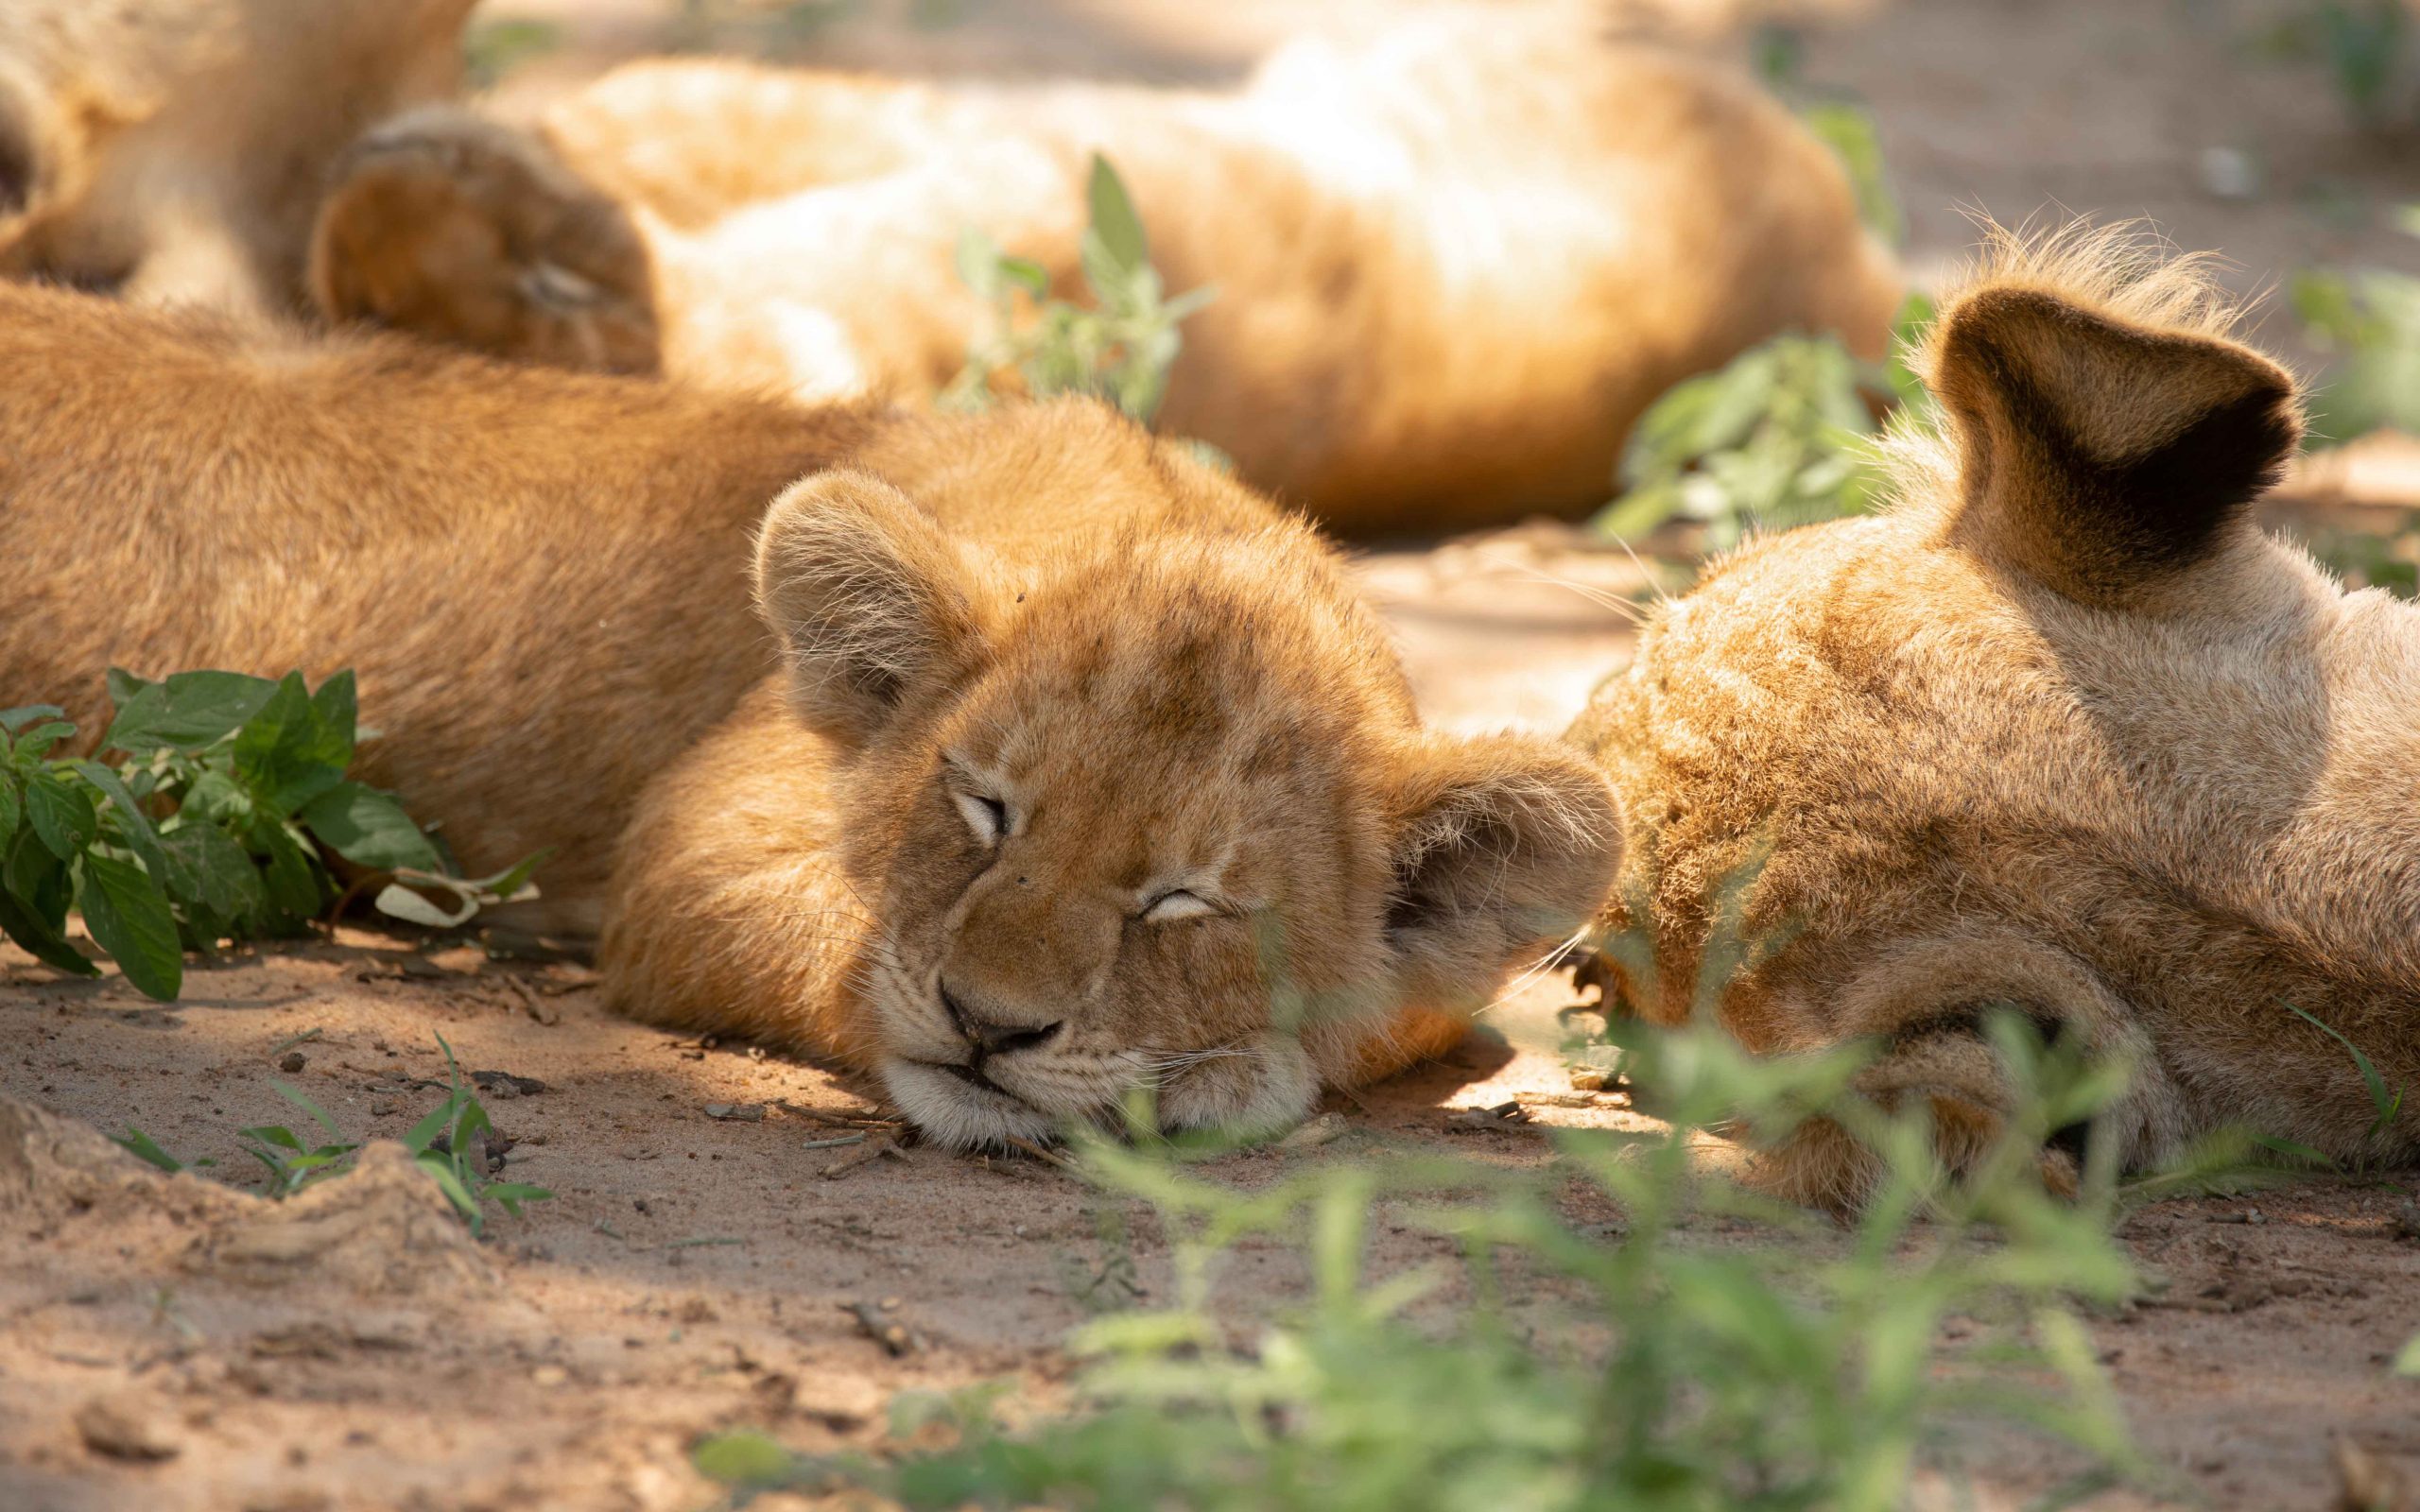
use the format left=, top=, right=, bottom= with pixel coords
left=1569, top=221, right=2420, bottom=1208
left=600, top=403, right=1626, bottom=1147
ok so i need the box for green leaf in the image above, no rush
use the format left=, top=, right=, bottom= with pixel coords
left=484, top=1180, right=553, bottom=1216
left=309, top=671, right=359, bottom=757
left=0, top=884, right=98, bottom=978
left=76, top=850, right=183, bottom=1000
left=997, top=256, right=1050, bottom=298
left=954, top=225, right=1004, bottom=301
left=461, top=849, right=550, bottom=902
left=1, top=704, right=66, bottom=736
left=25, top=771, right=96, bottom=860
left=2281, top=999, right=2403, bottom=1128
left=5, top=828, right=72, bottom=930
left=403, top=1091, right=466, bottom=1155
left=160, top=823, right=264, bottom=921
left=694, top=1431, right=802, bottom=1488
left=1085, top=155, right=1149, bottom=275
left=0, top=769, right=18, bottom=850
left=10, top=720, right=76, bottom=765
left=2395, top=1333, right=2419, bottom=1377
left=2248, top=1133, right=2336, bottom=1169
left=413, top=1150, right=482, bottom=1226
left=103, top=670, right=278, bottom=754
left=241, top=1124, right=305, bottom=1152
left=230, top=673, right=348, bottom=817
left=297, top=781, right=441, bottom=872
left=109, top=1126, right=187, bottom=1174
left=253, top=819, right=326, bottom=920
left=269, top=1078, right=347, bottom=1142
left=180, top=767, right=251, bottom=826
left=70, top=760, right=171, bottom=882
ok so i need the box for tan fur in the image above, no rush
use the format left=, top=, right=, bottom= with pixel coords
left=0, top=0, right=471, bottom=318
left=1566, top=224, right=2420, bottom=1204
left=0, top=284, right=1621, bottom=1144
left=307, top=9, right=1901, bottom=533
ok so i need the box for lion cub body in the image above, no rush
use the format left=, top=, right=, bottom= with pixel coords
left=311, top=10, right=1901, bottom=532
left=0, top=284, right=1619, bottom=1143
left=1570, top=228, right=2420, bottom=1202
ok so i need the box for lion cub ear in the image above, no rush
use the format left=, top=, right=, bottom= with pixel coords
left=1383, top=733, right=1624, bottom=1007
left=1931, top=285, right=2302, bottom=604
left=752, top=471, right=991, bottom=747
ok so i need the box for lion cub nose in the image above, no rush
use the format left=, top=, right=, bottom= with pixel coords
left=940, top=983, right=1063, bottom=1057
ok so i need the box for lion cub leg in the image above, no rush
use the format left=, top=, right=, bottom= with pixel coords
left=1738, top=930, right=2191, bottom=1212
left=309, top=106, right=660, bottom=373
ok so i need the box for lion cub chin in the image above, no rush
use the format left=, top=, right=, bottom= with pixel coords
left=602, top=405, right=1623, bottom=1148
left=1570, top=223, right=2420, bottom=1207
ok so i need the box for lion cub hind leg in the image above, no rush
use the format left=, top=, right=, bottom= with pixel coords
left=1739, top=931, right=2190, bottom=1212
left=309, top=107, right=660, bottom=373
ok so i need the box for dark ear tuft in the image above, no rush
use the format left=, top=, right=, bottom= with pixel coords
left=1383, top=734, right=1623, bottom=1011
left=752, top=471, right=991, bottom=747
left=1932, top=285, right=2301, bottom=604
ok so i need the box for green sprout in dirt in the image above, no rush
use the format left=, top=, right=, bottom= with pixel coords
left=109, top=1033, right=550, bottom=1232
left=1589, top=294, right=1935, bottom=552
left=405, top=1033, right=554, bottom=1237
left=941, top=154, right=1217, bottom=426
left=0, top=669, right=542, bottom=1002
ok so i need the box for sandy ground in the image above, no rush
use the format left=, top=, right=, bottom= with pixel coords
left=7, top=1, right=2420, bottom=1508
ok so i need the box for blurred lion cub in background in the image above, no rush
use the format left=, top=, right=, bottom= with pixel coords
left=304, top=5, right=1900, bottom=532
left=0, top=0, right=471, bottom=318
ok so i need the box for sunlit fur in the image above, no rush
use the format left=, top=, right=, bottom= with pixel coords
left=0, top=0, right=471, bottom=318
left=0, top=283, right=1620, bottom=1144
left=602, top=405, right=1627, bottom=1146
left=1568, top=222, right=2420, bottom=1207
left=305, top=5, right=1900, bottom=533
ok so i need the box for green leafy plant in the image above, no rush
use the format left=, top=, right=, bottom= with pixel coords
left=2292, top=263, right=2420, bottom=444
left=1800, top=99, right=1904, bottom=248
left=403, top=1033, right=553, bottom=1237
left=110, top=1035, right=549, bottom=1228
left=0, top=669, right=542, bottom=1001
left=233, top=1080, right=362, bottom=1199
left=1589, top=295, right=1934, bottom=550
left=941, top=154, right=1217, bottom=425
left=695, top=1002, right=2154, bottom=1511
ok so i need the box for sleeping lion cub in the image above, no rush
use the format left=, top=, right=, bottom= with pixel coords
left=306, top=8, right=1901, bottom=533
left=1569, top=225, right=2420, bottom=1205
left=0, top=284, right=1621, bottom=1144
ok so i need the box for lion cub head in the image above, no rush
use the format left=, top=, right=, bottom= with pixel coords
left=738, top=439, right=1622, bottom=1146
left=1570, top=224, right=2420, bottom=1204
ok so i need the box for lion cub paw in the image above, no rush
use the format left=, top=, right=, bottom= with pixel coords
left=309, top=108, right=660, bottom=373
